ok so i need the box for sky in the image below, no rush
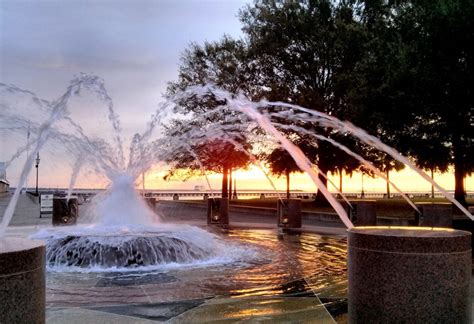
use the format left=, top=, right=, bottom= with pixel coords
left=0, top=0, right=246, bottom=130
left=0, top=0, right=472, bottom=194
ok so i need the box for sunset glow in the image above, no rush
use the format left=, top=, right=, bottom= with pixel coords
left=21, top=161, right=471, bottom=195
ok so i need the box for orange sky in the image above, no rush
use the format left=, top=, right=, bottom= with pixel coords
left=155, top=166, right=473, bottom=194
left=7, top=127, right=471, bottom=194
left=61, top=164, right=473, bottom=194
left=7, top=145, right=471, bottom=194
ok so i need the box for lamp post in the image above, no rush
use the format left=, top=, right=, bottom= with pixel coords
left=35, top=152, right=40, bottom=196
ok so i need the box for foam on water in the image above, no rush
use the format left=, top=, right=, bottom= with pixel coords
left=90, top=174, right=160, bottom=226
left=31, top=223, right=263, bottom=273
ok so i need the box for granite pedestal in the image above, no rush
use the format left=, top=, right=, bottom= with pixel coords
left=415, top=202, right=452, bottom=227
left=345, top=200, right=377, bottom=226
left=52, top=198, right=78, bottom=226
left=207, top=198, right=229, bottom=226
left=348, top=226, right=471, bottom=323
left=452, top=206, right=474, bottom=257
left=0, top=238, right=45, bottom=324
left=277, top=199, right=301, bottom=228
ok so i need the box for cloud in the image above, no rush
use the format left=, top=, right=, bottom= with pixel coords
left=0, top=0, right=248, bottom=187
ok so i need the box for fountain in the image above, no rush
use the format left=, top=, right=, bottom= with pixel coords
left=1, top=75, right=253, bottom=273
left=1, top=75, right=472, bottom=322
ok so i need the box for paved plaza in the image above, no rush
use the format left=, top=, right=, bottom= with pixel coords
left=0, top=193, right=472, bottom=323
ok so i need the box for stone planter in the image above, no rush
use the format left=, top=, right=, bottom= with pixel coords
left=0, top=238, right=45, bottom=324
left=348, top=226, right=471, bottom=323
left=277, top=199, right=302, bottom=228
left=415, top=202, right=452, bottom=227
left=345, top=200, right=377, bottom=226
left=52, top=198, right=78, bottom=226
left=207, top=198, right=229, bottom=226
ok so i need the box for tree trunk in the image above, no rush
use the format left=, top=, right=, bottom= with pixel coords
left=222, top=165, right=229, bottom=199
left=454, top=162, right=467, bottom=206
left=339, top=170, right=343, bottom=193
left=228, top=168, right=232, bottom=201
left=386, top=169, right=390, bottom=199
left=430, top=168, right=435, bottom=199
left=451, top=135, right=467, bottom=205
left=286, top=170, right=290, bottom=199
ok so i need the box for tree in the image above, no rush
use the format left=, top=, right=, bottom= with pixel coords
left=394, top=0, right=474, bottom=204
left=165, top=37, right=253, bottom=197
left=331, top=136, right=361, bottom=193
left=350, top=0, right=474, bottom=204
left=264, top=147, right=301, bottom=199
left=240, top=0, right=366, bottom=203
left=162, top=119, right=251, bottom=198
left=404, top=120, right=451, bottom=198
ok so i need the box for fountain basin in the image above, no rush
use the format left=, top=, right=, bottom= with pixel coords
left=45, top=234, right=211, bottom=268
left=32, top=224, right=249, bottom=272
left=41, top=227, right=348, bottom=321
left=348, top=226, right=471, bottom=323
left=0, top=237, right=45, bottom=323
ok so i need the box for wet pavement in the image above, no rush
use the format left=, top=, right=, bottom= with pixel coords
left=1, top=194, right=472, bottom=323
left=40, top=228, right=347, bottom=323
left=1, top=194, right=349, bottom=322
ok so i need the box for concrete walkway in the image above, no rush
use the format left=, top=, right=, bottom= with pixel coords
left=1, top=194, right=472, bottom=323
left=0, top=192, right=51, bottom=227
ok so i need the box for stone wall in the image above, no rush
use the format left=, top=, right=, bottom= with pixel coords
left=155, top=200, right=346, bottom=226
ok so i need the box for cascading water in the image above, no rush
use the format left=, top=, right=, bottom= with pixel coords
left=2, top=74, right=472, bottom=271
left=31, top=222, right=247, bottom=271
left=176, top=85, right=473, bottom=220
left=0, top=76, right=256, bottom=271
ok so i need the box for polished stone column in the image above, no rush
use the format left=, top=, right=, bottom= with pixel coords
left=415, top=202, right=452, bottom=227
left=348, top=226, right=471, bottom=323
left=52, top=197, right=78, bottom=226
left=345, top=200, right=377, bottom=226
left=0, top=238, right=45, bottom=324
left=207, top=198, right=229, bottom=226
left=277, top=199, right=301, bottom=228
